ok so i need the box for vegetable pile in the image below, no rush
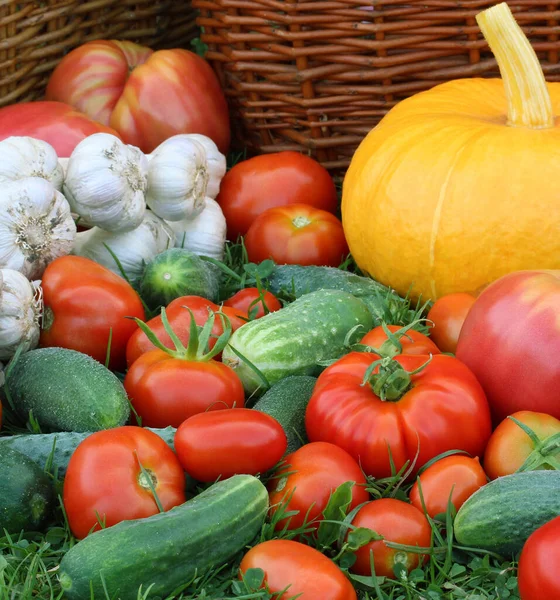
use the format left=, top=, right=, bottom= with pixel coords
left=0, top=3, right=559, bottom=600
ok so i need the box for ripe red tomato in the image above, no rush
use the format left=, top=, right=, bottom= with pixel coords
left=267, top=441, right=369, bottom=531
left=0, top=101, right=120, bottom=157
left=359, top=324, right=441, bottom=357
left=216, top=152, right=338, bottom=240
left=483, top=411, right=560, bottom=479
left=239, top=539, right=357, bottom=600
left=63, top=426, right=186, bottom=539
left=305, top=353, right=492, bottom=479
left=174, top=409, right=286, bottom=482
left=244, top=204, right=349, bottom=267
left=40, top=255, right=145, bottom=371
left=46, top=41, right=230, bottom=154
left=349, top=498, right=432, bottom=579
left=124, top=349, right=245, bottom=428
left=517, top=515, right=560, bottom=600
left=409, top=455, right=487, bottom=518
left=223, top=288, right=282, bottom=320
left=456, top=270, right=560, bottom=423
left=427, top=293, right=476, bottom=354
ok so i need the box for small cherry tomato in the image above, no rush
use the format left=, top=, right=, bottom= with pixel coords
left=359, top=324, right=441, bottom=357
left=239, top=539, right=357, bottom=600
left=174, top=409, right=287, bottom=482
left=409, top=455, right=488, bottom=518
left=427, top=293, right=476, bottom=354
left=63, top=426, right=186, bottom=539
left=244, top=204, right=349, bottom=267
left=223, top=288, right=282, bottom=320
left=349, top=498, right=432, bottom=579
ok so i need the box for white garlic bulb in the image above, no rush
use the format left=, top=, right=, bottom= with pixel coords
left=146, top=136, right=209, bottom=222
left=176, top=134, right=226, bottom=199
left=0, top=136, right=64, bottom=190
left=0, top=268, right=42, bottom=360
left=72, top=210, right=174, bottom=282
left=167, top=198, right=227, bottom=261
left=63, top=133, right=148, bottom=233
left=0, top=177, right=77, bottom=279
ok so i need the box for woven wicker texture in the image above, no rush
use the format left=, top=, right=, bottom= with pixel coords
left=0, top=0, right=198, bottom=108
left=193, top=0, right=560, bottom=170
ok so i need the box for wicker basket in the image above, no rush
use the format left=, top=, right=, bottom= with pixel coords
left=193, top=0, right=560, bottom=170
left=0, top=0, right=199, bottom=108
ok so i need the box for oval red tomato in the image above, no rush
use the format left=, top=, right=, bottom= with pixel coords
left=223, top=288, right=282, bottom=320
left=267, top=441, right=370, bottom=531
left=46, top=41, right=230, bottom=154
left=63, top=426, right=186, bottom=539
left=427, top=293, right=476, bottom=354
left=359, top=324, right=441, bottom=357
left=349, top=498, right=432, bottom=579
left=244, top=203, right=349, bottom=267
left=456, top=270, right=560, bottom=423
left=409, top=455, right=487, bottom=518
left=40, top=255, right=145, bottom=371
left=216, top=152, right=338, bottom=240
left=239, top=539, right=357, bottom=600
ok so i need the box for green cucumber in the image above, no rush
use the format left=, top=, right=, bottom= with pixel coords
left=222, top=289, right=373, bottom=396
left=58, top=474, right=268, bottom=600
left=4, top=347, right=130, bottom=433
left=0, top=445, right=55, bottom=533
left=454, top=470, right=560, bottom=556
left=253, top=375, right=316, bottom=454
left=139, top=248, right=220, bottom=310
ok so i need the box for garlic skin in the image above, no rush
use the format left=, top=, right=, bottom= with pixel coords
left=0, top=268, right=42, bottom=360
left=63, top=133, right=148, bottom=233
left=167, top=198, right=227, bottom=261
left=72, top=210, right=174, bottom=281
left=176, top=134, right=226, bottom=199
left=0, top=177, right=77, bottom=279
left=0, top=136, right=64, bottom=190
left=146, top=136, right=209, bottom=222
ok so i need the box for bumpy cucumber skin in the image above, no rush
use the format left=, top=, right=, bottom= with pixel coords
left=454, top=471, right=560, bottom=555
left=5, top=347, right=130, bottom=433
left=58, top=475, right=269, bottom=600
left=222, top=289, right=373, bottom=396
left=0, top=446, right=54, bottom=533
left=253, top=375, right=317, bottom=454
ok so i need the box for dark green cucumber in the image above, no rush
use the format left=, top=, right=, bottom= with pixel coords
left=58, top=474, right=269, bottom=600
left=253, top=376, right=316, bottom=454
left=454, top=470, right=560, bottom=556
left=0, top=445, right=55, bottom=533
left=4, top=347, right=130, bottom=432
left=222, top=289, right=373, bottom=396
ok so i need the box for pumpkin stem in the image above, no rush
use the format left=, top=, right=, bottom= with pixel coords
left=476, top=2, right=554, bottom=129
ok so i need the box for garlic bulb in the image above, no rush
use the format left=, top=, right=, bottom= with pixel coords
left=63, top=133, right=148, bottom=233
left=72, top=210, right=174, bottom=281
left=0, top=177, right=77, bottom=279
left=176, top=134, right=226, bottom=199
left=146, top=136, right=209, bottom=222
left=0, top=268, right=41, bottom=360
left=0, top=137, right=64, bottom=190
left=167, top=198, right=227, bottom=260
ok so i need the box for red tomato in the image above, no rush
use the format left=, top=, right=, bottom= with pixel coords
left=125, top=296, right=246, bottom=368
left=349, top=498, right=432, bottom=579
left=305, top=353, right=492, bottom=479
left=360, top=324, right=441, bottom=357
left=40, top=255, right=145, bottom=371
left=46, top=41, right=230, bottom=154
left=456, top=270, right=560, bottom=424
left=174, top=409, right=286, bottom=482
left=223, top=288, right=282, bottom=320
left=0, top=101, right=120, bottom=157
left=216, top=152, right=338, bottom=240
left=409, top=455, right=487, bottom=518
left=518, top=515, right=560, bottom=600
left=63, top=426, right=186, bottom=539
left=244, top=204, right=349, bottom=267
left=427, top=293, right=476, bottom=354
left=483, top=411, right=560, bottom=479
left=239, top=539, right=357, bottom=600
left=268, top=441, right=369, bottom=531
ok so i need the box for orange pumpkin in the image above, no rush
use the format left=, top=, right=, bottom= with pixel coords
left=342, top=3, right=560, bottom=302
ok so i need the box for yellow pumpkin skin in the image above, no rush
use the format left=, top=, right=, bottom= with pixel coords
left=341, top=78, right=560, bottom=302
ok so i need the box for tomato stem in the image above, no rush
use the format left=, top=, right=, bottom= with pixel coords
left=354, top=319, right=429, bottom=358
left=510, top=417, right=560, bottom=473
